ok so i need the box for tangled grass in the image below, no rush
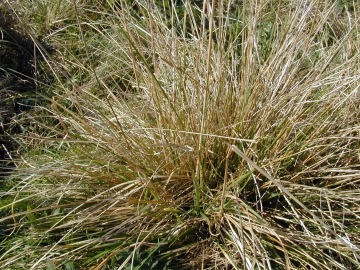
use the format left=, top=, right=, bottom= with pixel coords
left=1, top=0, right=360, bottom=269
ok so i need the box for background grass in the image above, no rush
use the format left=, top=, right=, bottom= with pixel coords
left=1, top=0, right=360, bottom=269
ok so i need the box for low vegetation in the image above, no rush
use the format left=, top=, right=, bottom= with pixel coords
left=1, top=0, right=359, bottom=269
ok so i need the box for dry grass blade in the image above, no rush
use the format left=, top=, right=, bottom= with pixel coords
left=229, top=144, right=360, bottom=260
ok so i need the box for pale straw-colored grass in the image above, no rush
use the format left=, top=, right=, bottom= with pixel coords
left=1, top=0, right=359, bottom=269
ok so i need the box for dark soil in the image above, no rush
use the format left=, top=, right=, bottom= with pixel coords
left=0, top=5, right=53, bottom=177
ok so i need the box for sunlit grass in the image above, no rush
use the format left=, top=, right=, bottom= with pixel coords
left=1, top=0, right=360, bottom=269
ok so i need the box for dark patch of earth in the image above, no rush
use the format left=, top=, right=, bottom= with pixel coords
left=0, top=4, right=53, bottom=177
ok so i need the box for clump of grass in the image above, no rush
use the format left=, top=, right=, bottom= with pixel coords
left=1, top=0, right=360, bottom=269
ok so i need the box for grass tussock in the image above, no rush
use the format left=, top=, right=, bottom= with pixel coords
left=1, top=0, right=360, bottom=269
